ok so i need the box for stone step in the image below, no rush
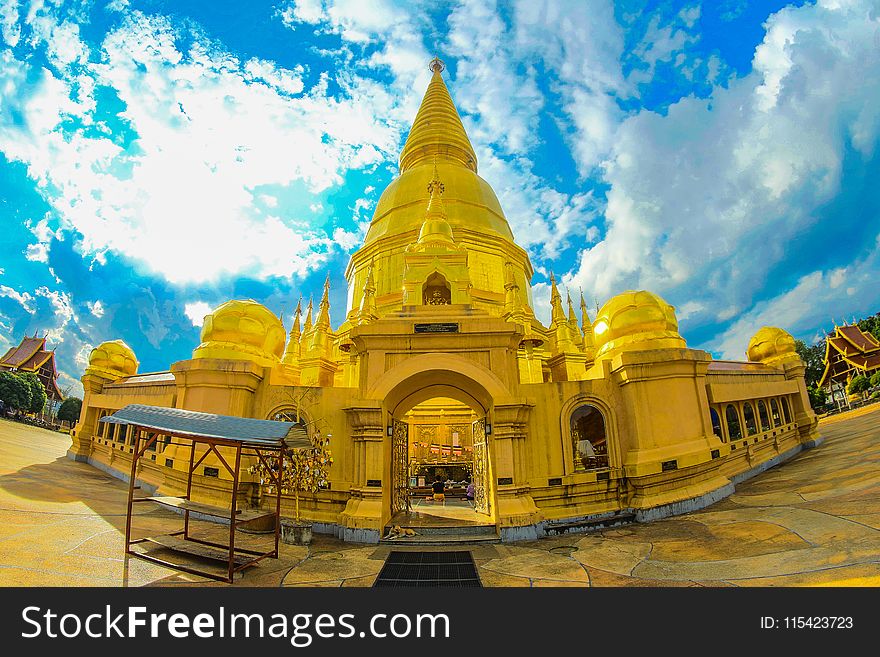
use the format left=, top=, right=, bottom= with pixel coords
left=381, top=523, right=499, bottom=544
left=379, top=533, right=499, bottom=546
left=385, top=523, right=497, bottom=537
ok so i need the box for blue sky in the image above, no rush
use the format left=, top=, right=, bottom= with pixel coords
left=1, top=0, right=879, bottom=397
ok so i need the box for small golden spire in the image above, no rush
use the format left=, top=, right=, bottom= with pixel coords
left=282, top=296, right=304, bottom=365
left=427, top=156, right=445, bottom=196
left=429, top=56, right=445, bottom=74
left=291, top=296, right=303, bottom=335
left=322, top=273, right=331, bottom=300
left=316, top=273, right=331, bottom=328
left=358, top=259, right=378, bottom=323
left=567, top=292, right=578, bottom=325
left=579, top=289, right=591, bottom=330
left=303, top=296, right=314, bottom=334
left=549, top=274, right=566, bottom=326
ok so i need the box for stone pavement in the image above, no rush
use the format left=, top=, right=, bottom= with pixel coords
left=0, top=406, right=878, bottom=587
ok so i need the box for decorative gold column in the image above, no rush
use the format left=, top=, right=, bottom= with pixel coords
left=339, top=403, right=386, bottom=542
left=492, top=401, right=541, bottom=537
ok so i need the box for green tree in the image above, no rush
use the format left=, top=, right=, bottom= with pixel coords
left=17, top=372, right=47, bottom=414
left=0, top=371, right=31, bottom=411
left=807, top=384, right=827, bottom=411
left=857, top=312, right=880, bottom=343
left=848, top=375, right=870, bottom=397
left=870, top=372, right=880, bottom=388
left=58, top=397, right=83, bottom=427
left=794, top=339, right=825, bottom=387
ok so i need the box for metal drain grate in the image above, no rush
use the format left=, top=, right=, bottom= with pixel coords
left=373, top=551, right=482, bottom=588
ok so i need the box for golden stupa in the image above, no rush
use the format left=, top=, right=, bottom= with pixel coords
left=71, top=58, right=820, bottom=543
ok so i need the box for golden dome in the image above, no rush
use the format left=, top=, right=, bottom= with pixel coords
left=746, top=327, right=799, bottom=366
left=417, top=216, right=456, bottom=244
left=85, top=340, right=138, bottom=380
left=364, top=161, right=513, bottom=244
left=192, top=299, right=285, bottom=367
left=593, top=290, right=686, bottom=358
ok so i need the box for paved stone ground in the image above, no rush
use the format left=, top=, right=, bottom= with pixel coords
left=0, top=406, right=878, bottom=587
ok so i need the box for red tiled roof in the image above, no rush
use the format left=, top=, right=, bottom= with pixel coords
left=19, top=350, right=53, bottom=372
left=837, top=325, right=880, bottom=353
left=0, top=336, right=46, bottom=367
left=826, top=337, right=856, bottom=358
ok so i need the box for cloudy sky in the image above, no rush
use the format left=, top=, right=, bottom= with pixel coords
left=1, top=0, right=878, bottom=397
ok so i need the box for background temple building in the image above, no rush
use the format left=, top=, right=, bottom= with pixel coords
left=818, top=323, right=880, bottom=401
left=70, top=59, right=821, bottom=543
left=1, top=333, right=63, bottom=403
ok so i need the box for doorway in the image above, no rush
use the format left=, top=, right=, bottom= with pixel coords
left=389, top=396, right=493, bottom=528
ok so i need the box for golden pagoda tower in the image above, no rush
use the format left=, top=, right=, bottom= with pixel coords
left=345, top=56, right=534, bottom=319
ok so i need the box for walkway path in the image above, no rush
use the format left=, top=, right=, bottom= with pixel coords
left=1, top=407, right=878, bottom=587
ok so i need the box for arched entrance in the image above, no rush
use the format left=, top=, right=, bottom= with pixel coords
left=370, top=355, right=506, bottom=532
left=388, top=391, right=493, bottom=527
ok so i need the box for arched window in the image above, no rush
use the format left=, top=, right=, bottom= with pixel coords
left=743, top=403, right=758, bottom=435
left=710, top=407, right=724, bottom=441
left=781, top=398, right=791, bottom=424
left=570, top=404, right=608, bottom=471
left=725, top=405, right=742, bottom=440
left=423, top=272, right=451, bottom=305
left=757, top=400, right=771, bottom=431
left=770, top=399, right=782, bottom=427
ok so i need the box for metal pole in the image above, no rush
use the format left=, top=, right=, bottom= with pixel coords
left=228, top=443, right=242, bottom=582
left=124, top=426, right=140, bottom=554
left=185, top=439, right=195, bottom=540
left=275, top=447, right=283, bottom=557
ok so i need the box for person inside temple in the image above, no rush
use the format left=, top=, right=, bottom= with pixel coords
left=577, top=437, right=597, bottom=469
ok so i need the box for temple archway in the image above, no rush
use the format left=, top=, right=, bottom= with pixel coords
left=374, top=357, right=506, bottom=532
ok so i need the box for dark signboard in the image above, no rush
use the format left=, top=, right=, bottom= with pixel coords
left=413, top=322, right=459, bottom=334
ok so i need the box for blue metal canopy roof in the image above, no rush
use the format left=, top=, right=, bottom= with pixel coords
left=99, top=404, right=311, bottom=448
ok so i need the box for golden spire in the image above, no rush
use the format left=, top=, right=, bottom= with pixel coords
left=503, top=260, right=522, bottom=315
left=308, top=275, right=333, bottom=358
left=567, top=292, right=578, bottom=326
left=316, top=273, right=331, bottom=329
left=282, top=297, right=303, bottom=365
left=291, top=296, right=303, bottom=336
left=549, top=274, right=566, bottom=325
left=580, top=289, right=595, bottom=357
left=399, top=57, right=478, bottom=173
left=303, top=296, right=314, bottom=334
left=358, top=259, right=378, bottom=323
left=416, top=159, right=455, bottom=245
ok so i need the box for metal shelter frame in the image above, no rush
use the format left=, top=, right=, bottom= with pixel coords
left=102, top=404, right=310, bottom=583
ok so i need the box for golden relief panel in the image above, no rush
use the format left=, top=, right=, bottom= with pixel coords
left=467, top=252, right=504, bottom=293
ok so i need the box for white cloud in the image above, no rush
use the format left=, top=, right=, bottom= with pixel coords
left=87, top=300, right=105, bottom=318
left=278, top=0, right=328, bottom=28
left=713, top=232, right=880, bottom=358
left=184, top=301, right=213, bottom=327
left=0, top=286, right=35, bottom=312
left=0, top=0, right=20, bottom=46
left=568, top=0, right=880, bottom=345
left=439, top=0, right=618, bottom=261
left=1, top=8, right=414, bottom=285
